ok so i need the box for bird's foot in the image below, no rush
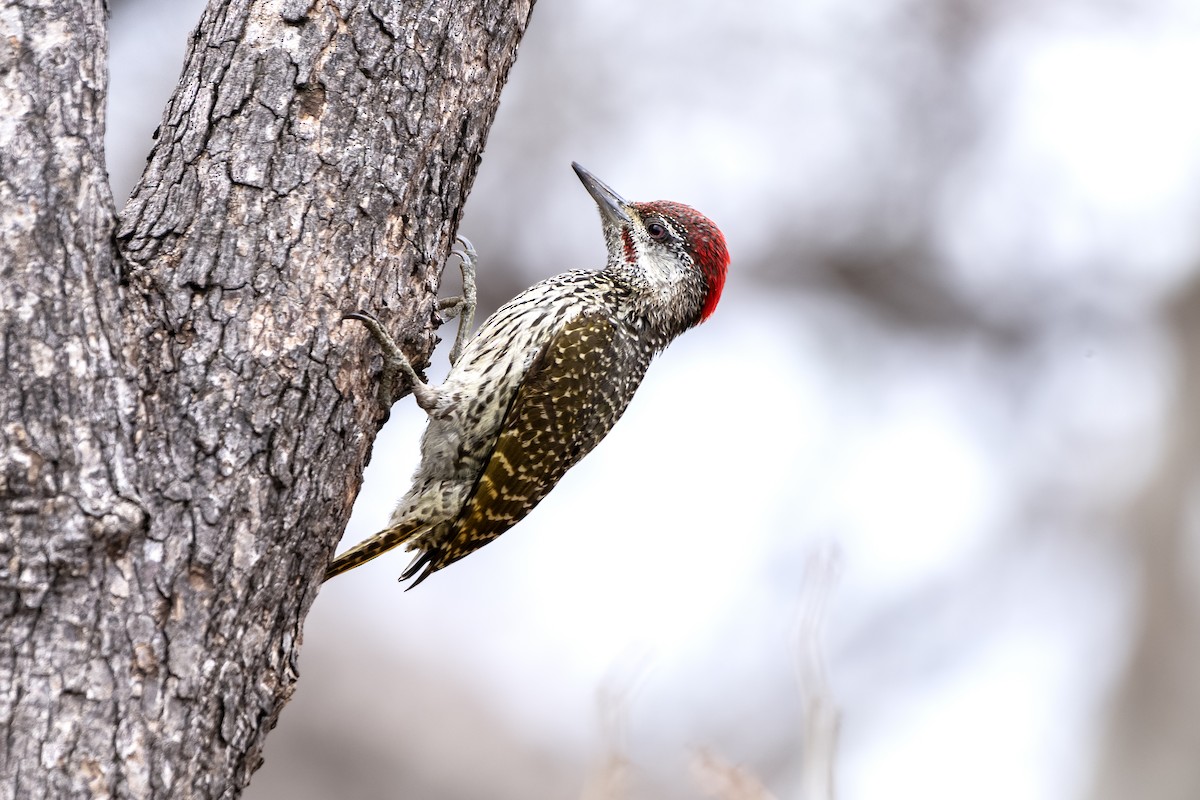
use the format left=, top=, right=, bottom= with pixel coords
left=342, top=311, right=442, bottom=412
left=437, top=235, right=478, bottom=367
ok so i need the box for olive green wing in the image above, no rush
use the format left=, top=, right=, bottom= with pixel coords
left=427, top=309, right=649, bottom=573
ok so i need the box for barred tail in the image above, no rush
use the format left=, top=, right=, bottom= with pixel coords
left=323, top=521, right=427, bottom=582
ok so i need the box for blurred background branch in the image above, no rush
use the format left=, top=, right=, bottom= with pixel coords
left=1088, top=277, right=1200, bottom=800
left=795, top=548, right=842, bottom=800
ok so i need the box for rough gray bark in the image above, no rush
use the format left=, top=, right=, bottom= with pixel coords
left=0, top=0, right=535, bottom=797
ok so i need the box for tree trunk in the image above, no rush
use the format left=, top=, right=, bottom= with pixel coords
left=0, top=0, right=535, bottom=797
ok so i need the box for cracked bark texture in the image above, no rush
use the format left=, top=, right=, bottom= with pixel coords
left=0, top=0, right=535, bottom=797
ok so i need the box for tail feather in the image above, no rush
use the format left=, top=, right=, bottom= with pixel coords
left=399, top=543, right=474, bottom=590
left=324, top=521, right=426, bottom=582
left=400, top=549, right=439, bottom=590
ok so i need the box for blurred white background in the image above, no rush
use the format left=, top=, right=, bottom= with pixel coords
left=108, top=1, right=1200, bottom=798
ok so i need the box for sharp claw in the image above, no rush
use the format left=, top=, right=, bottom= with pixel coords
left=454, top=234, right=477, bottom=259
left=342, top=311, right=378, bottom=325
left=448, top=237, right=478, bottom=273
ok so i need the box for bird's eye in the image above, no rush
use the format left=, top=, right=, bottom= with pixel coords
left=646, top=221, right=668, bottom=240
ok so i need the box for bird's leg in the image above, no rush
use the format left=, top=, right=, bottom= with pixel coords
left=343, top=237, right=475, bottom=415
left=437, top=235, right=478, bottom=367
left=342, top=311, right=445, bottom=413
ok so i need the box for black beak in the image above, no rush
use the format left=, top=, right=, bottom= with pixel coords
left=572, top=162, right=633, bottom=226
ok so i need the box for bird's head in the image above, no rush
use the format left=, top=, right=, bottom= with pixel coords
left=573, top=162, right=729, bottom=327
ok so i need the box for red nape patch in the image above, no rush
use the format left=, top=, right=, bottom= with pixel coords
left=621, top=228, right=637, bottom=264
left=639, top=201, right=730, bottom=323
left=694, top=225, right=729, bottom=322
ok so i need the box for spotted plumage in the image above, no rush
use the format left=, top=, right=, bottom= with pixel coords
left=326, top=163, right=729, bottom=586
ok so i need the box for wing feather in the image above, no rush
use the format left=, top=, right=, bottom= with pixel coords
left=434, top=309, right=648, bottom=568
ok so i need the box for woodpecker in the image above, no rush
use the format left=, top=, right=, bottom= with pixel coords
left=326, top=163, right=729, bottom=587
